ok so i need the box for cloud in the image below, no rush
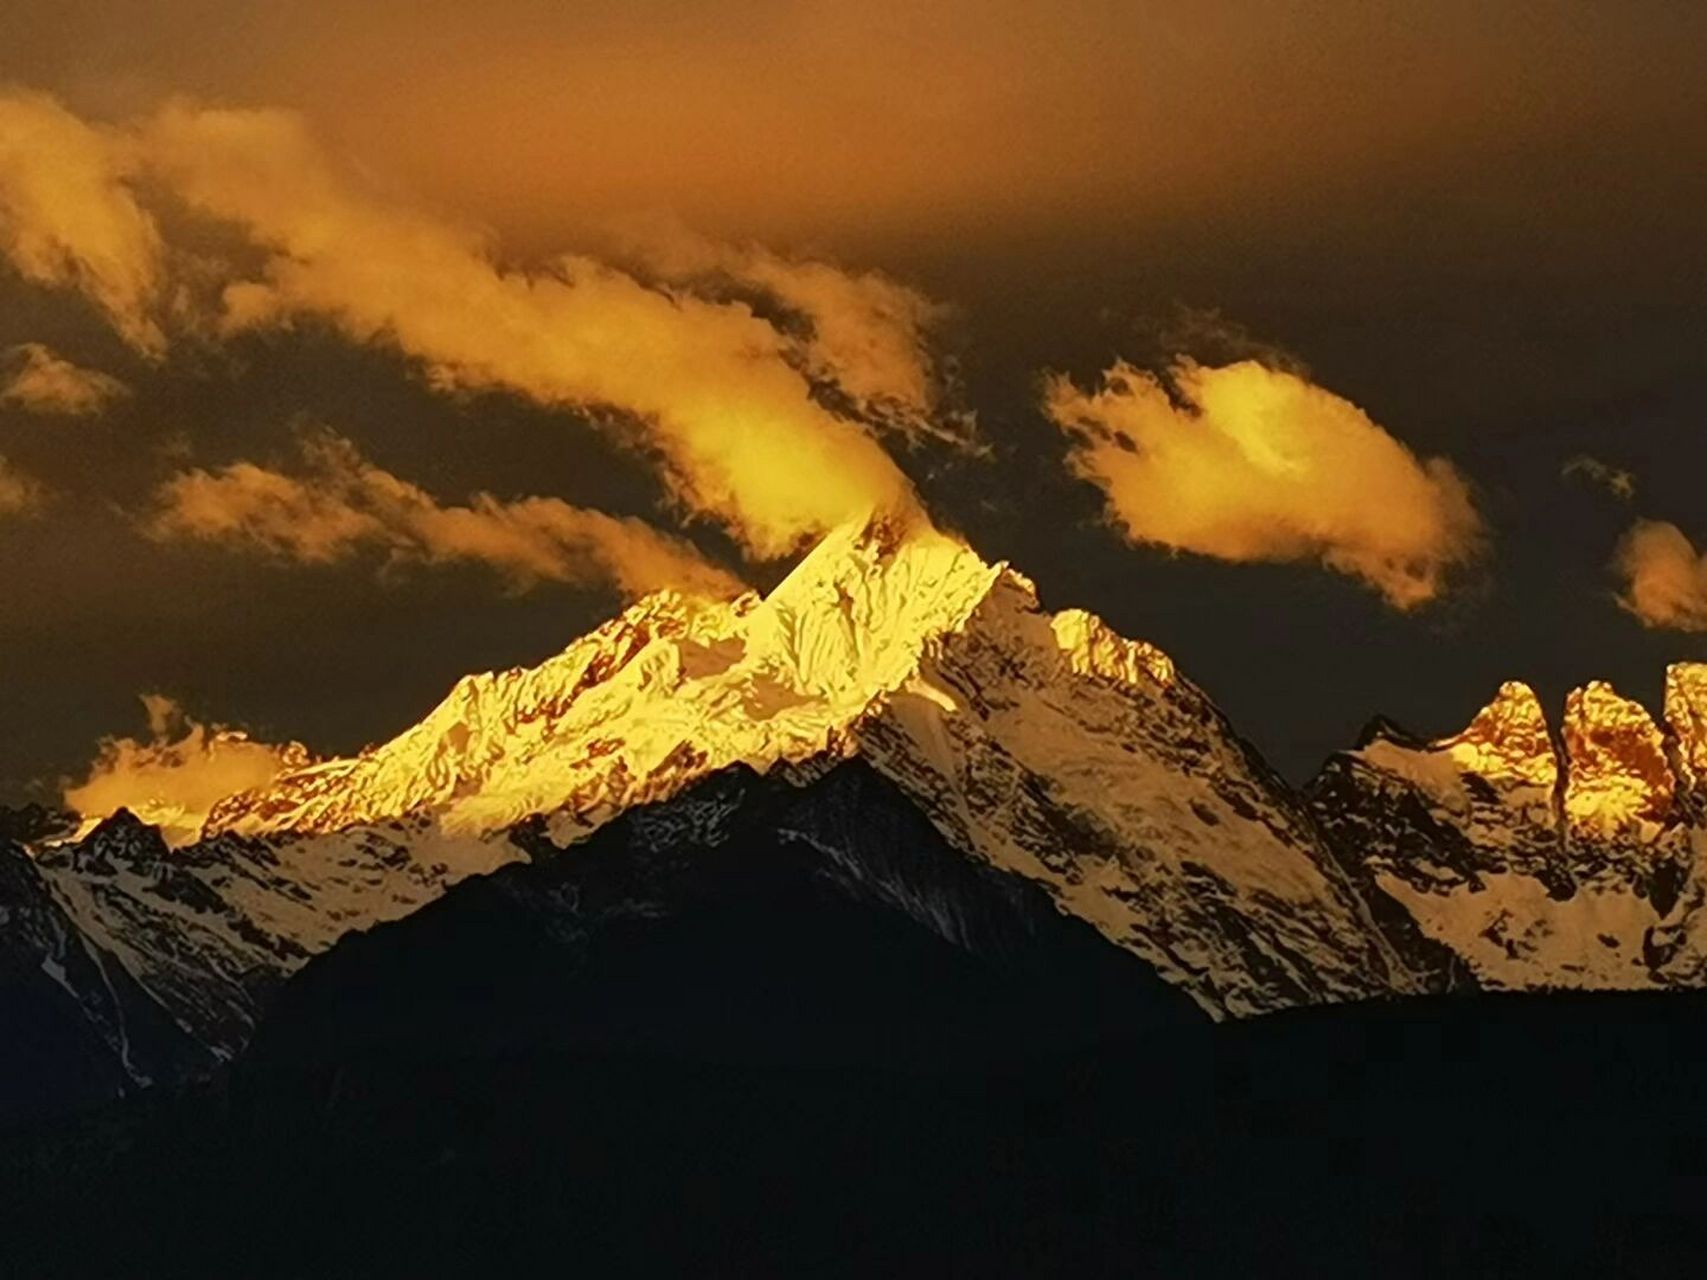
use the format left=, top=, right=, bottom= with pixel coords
left=619, top=222, right=977, bottom=450
left=1562, top=454, right=1636, bottom=501
left=0, top=455, right=46, bottom=514
left=1043, top=359, right=1484, bottom=608
left=61, top=694, right=310, bottom=846
left=0, top=92, right=954, bottom=557
left=0, top=342, right=129, bottom=415
left=129, top=101, right=927, bottom=558
left=145, top=430, right=745, bottom=599
left=0, top=92, right=164, bottom=353
left=1614, top=519, right=1707, bottom=633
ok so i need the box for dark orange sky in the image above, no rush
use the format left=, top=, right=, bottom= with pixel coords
left=1, top=0, right=1704, bottom=807
left=9, top=0, right=1704, bottom=255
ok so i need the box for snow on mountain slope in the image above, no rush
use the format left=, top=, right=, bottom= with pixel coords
left=1309, top=666, right=1707, bottom=991
left=0, top=823, right=208, bottom=1101
left=1315, top=683, right=1563, bottom=880
left=855, top=574, right=1410, bottom=1015
left=34, top=812, right=517, bottom=1055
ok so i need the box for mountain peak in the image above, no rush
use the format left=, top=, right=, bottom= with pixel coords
left=1561, top=680, right=1675, bottom=840
left=1439, top=680, right=1558, bottom=789
left=743, top=512, right=1002, bottom=704
left=52, top=806, right=172, bottom=874
left=39, top=513, right=1420, bottom=1030
left=205, top=517, right=1007, bottom=840
left=89, top=807, right=162, bottom=844
left=1334, top=681, right=1559, bottom=827
left=1050, top=609, right=1177, bottom=688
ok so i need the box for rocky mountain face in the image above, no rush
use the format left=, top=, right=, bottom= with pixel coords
left=5, top=515, right=1707, bottom=1122
left=29, top=811, right=516, bottom=1059
left=1309, top=665, right=1707, bottom=990
left=0, top=817, right=209, bottom=1121
left=246, top=759, right=1207, bottom=1079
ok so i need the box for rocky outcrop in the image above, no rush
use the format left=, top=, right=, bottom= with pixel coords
left=0, top=821, right=209, bottom=1118
left=1308, top=665, right=1707, bottom=991
left=1667, top=663, right=1707, bottom=816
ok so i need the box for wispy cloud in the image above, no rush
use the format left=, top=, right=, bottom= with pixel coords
left=145, top=430, right=745, bottom=599
left=1, top=342, right=129, bottom=415
left=0, top=454, right=47, bottom=514
left=62, top=694, right=309, bottom=846
left=1562, top=454, right=1636, bottom=501
left=618, top=221, right=977, bottom=451
left=1044, top=359, right=1484, bottom=608
left=136, top=99, right=933, bottom=557
left=0, top=88, right=960, bottom=571
left=0, top=93, right=165, bottom=353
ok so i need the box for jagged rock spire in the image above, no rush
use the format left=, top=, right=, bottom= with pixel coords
left=1562, top=680, right=1676, bottom=840
left=1437, top=680, right=1559, bottom=789
left=1666, top=663, right=1707, bottom=808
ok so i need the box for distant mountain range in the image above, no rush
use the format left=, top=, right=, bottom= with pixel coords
left=5, top=514, right=1706, bottom=1125
left=9, top=515, right=1707, bottom=1274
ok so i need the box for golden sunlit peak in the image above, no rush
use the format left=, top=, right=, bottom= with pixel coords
left=1440, top=681, right=1558, bottom=788
left=1562, top=681, right=1677, bottom=837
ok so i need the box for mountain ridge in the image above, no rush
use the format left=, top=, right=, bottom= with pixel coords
left=5, top=515, right=1707, bottom=1120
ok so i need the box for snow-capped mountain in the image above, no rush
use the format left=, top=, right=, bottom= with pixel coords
left=7, top=514, right=1707, bottom=1115
left=205, top=517, right=1007, bottom=841
left=196, top=513, right=1412, bottom=1018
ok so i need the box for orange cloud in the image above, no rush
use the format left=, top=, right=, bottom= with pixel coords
left=0, top=454, right=46, bottom=514
left=146, top=431, right=744, bottom=599
left=620, top=223, right=976, bottom=450
left=133, top=102, right=926, bottom=557
left=0, top=92, right=164, bottom=353
left=1, top=342, right=129, bottom=415
left=0, top=93, right=955, bottom=555
left=1043, top=359, right=1484, bottom=608
left=1614, top=520, right=1707, bottom=633
left=62, top=694, right=311, bottom=846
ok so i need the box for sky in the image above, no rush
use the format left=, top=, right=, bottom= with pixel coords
left=1, top=0, right=1705, bottom=807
